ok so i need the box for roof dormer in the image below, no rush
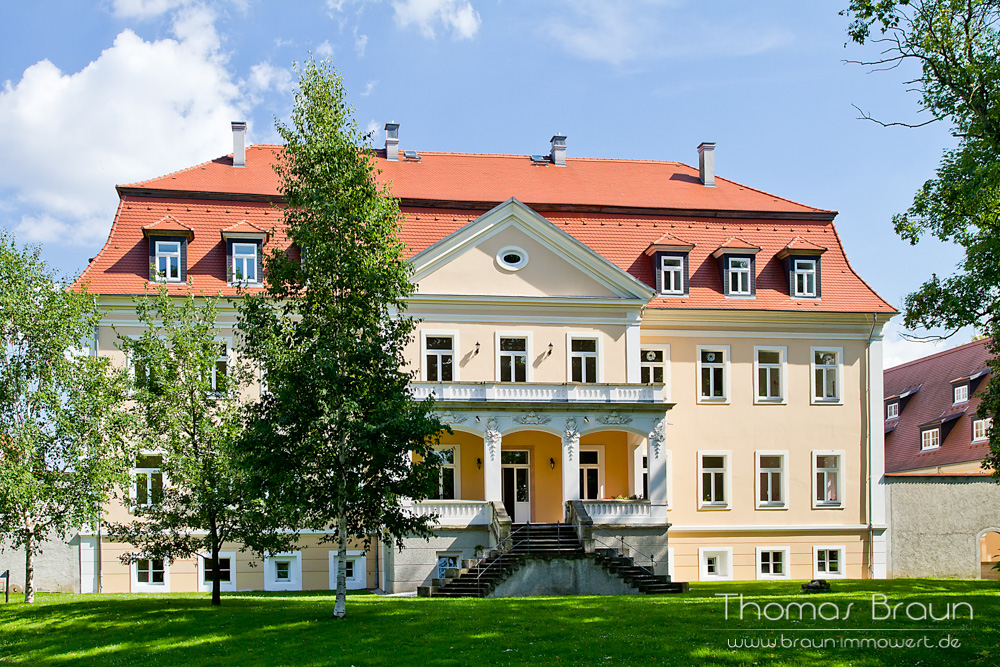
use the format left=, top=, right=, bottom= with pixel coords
left=142, top=216, right=193, bottom=284
left=777, top=237, right=827, bottom=299
left=645, top=232, right=695, bottom=297
left=712, top=237, right=760, bottom=298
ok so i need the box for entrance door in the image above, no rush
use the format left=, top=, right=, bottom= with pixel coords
left=580, top=449, right=601, bottom=499
left=501, top=450, right=530, bottom=523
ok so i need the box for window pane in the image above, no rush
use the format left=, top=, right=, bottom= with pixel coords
left=701, top=350, right=721, bottom=364
left=514, top=356, right=526, bottom=382
left=571, top=357, right=583, bottom=382
left=758, top=351, right=780, bottom=365
left=712, top=368, right=723, bottom=396
left=703, top=456, right=724, bottom=469
left=152, top=560, right=164, bottom=583
left=585, top=357, right=597, bottom=382
left=500, top=360, right=512, bottom=382
left=345, top=561, right=354, bottom=578
left=437, top=448, right=455, bottom=464
left=440, top=355, right=453, bottom=381
left=825, top=371, right=837, bottom=397
left=151, top=473, right=163, bottom=504
left=702, top=472, right=712, bottom=502
left=662, top=257, right=681, bottom=268
left=441, top=467, right=455, bottom=499
left=426, top=337, right=452, bottom=350
left=500, top=338, right=526, bottom=352
left=758, top=369, right=767, bottom=397
left=585, top=468, right=599, bottom=499
left=713, top=472, right=725, bottom=502
left=137, top=560, right=149, bottom=583
left=652, top=367, right=663, bottom=383
left=571, top=339, right=597, bottom=352
left=701, top=367, right=711, bottom=396
left=580, top=451, right=598, bottom=465
left=760, top=456, right=781, bottom=469
left=501, top=451, right=528, bottom=465
left=759, top=472, right=768, bottom=502
left=769, top=370, right=781, bottom=397
left=770, top=473, right=781, bottom=502
left=516, top=468, right=529, bottom=502
left=641, top=367, right=651, bottom=383
left=136, top=475, right=148, bottom=505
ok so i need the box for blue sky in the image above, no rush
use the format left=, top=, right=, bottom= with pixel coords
left=0, top=0, right=974, bottom=365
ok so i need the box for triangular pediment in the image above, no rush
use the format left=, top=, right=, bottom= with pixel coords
left=410, top=198, right=654, bottom=301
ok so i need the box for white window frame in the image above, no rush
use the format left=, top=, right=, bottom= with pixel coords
left=698, top=450, right=731, bottom=510
left=496, top=246, right=528, bottom=271
left=421, top=331, right=459, bottom=382
left=566, top=333, right=601, bottom=384
left=812, top=450, right=844, bottom=509
left=659, top=255, right=684, bottom=295
left=698, top=547, right=733, bottom=581
left=494, top=331, right=532, bottom=383
left=953, top=384, right=969, bottom=404
left=813, top=545, right=846, bottom=579
left=756, top=546, right=791, bottom=580
left=329, top=550, right=367, bottom=590
left=886, top=402, right=899, bottom=420
left=755, top=450, right=788, bottom=510
left=198, top=551, right=237, bottom=593
left=130, top=452, right=164, bottom=509
left=230, top=242, right=259, bottom=285
left=264, top=551, right=303, bottom=591
left=131, top=557, right=170, bottom=593
left=154, top=240, right=182, bottom=283
left=973, top=418, right=993, bottom=443
left=211, top=338, right=231, bottom=394
left=696, top=345, right=730, bottom=404
left=921, top=427, right=941, bottom=451
left=727, top=257, right=752, bottom=296
left=639, top=344, right=670, bottom=397
left=810, top=347, right=844, bottom=405
left=436, top=552, right=462, bottom=579
left=433, top=444, right=461, bottom=500
left=579, top=444, right=606, bottom=500
left=753, top=345, right=786, bottom=404
left=792, top=259, right=817, bottom=298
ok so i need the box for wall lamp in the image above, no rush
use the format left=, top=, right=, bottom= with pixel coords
left=475, top=341, right=480, bottom=355
left=549, top=457, right=556, bottom=470
left=477, top=458, right=483, bottom=470
left=547, top=343, right=553, bottom=356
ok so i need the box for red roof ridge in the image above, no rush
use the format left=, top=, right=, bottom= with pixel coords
left=886, top=337, right=992, bottom=373
left=120, top=155, right=236, bottom=189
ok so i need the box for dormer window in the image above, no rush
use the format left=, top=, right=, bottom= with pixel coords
left=727, top=257, right=752, bottom=295
left=921, top=427, right=940, bottom=450
left=660, top=256, right=684, bottom=295
left=953, top=384, right=969, bottom=404
left=793, top=259, right=817, bottom=297
left=222, top=221, right=268, bottom=286
left=154, top=241, right=182, bottom=283
left=886, top=401, right=899, bottom=420
left=231, top=243, right=259, bottom=284
left=644, top=233, right=694, bottom=297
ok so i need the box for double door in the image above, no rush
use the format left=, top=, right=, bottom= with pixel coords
left=501, top=450, right=530, bottom=523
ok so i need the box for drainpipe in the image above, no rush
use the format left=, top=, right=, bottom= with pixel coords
left=866, top=312, right=877, bottom=579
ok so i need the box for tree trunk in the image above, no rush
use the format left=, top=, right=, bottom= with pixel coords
left=211, top=544, right=221, bottom=607
left=24, top=525, right=35, bottom=604
left=333, top=515, right=348, bottom=618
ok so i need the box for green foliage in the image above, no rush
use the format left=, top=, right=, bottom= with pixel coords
left=843, top=1, right=1000, bottom=475
left=0, top=231, right=132, bottom=603
left=237, top=58, right=447, bottom=617
left=110, top=288, right=291, bottom=606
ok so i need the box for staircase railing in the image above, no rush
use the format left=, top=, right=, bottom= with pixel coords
left=588, top=524, right=657, bottom=578
left=472, top=524, right=533, bottom=586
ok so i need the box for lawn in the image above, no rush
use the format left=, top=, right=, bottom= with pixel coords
left=0, top=580, right=998, bottom=666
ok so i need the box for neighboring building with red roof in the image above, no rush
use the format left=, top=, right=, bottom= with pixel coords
left=77, top=123, right=898, bottom=595
left=882, top=338, right=1000, bottom=579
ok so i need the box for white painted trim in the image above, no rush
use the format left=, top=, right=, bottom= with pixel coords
left=198, top=551, right=237, bottom=593
left=696, top=345, right=730, bottom=404
left=752, top=345, right=787, bottom=405
left=80, top=536, right=99, bottom=594
left=329, top=550, right=367, bottom=590
left=667, top=546, right=675, bottom=580
left=810, top=346, right=844, bottom=405
left=496, top=245, right=529, bottom=271
left=813, top=545, right=847, bottom=579
left=755, top=450, right=789, bottom=510
left=812, top=450, right=846, bottom=509
left=639, top=343, right=670, bottom=401
left=131, top=557, right=170, bottom=593
left=625, top=313, right=642, bottom=384
left=264, top=551, right=303, bottom=591
left=634, top=329, right=874, bottom=340
left=756, top=546, right=791, bottom=580
left=494, top=330, right=533, bottom=383
left=420, top=330, right=460, bottom=382
left=669, top=524, right=870, bottom=532
left=698, top=547, right=734, bottom=581
left=697, top=450, right=731, bottom=510
left=566, top=332, right=602, bottom=383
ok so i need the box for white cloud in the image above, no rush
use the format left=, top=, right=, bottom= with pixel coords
left=354, top=29, right=369, bottom=57
left=0, top=5, right=244, bottom=246
left=315, top=40, right=335, bottom=57
left=392, top=0, right=481, bottom=40
left=361, top=80, right=377, bottom=97
left=366, top=119, right=380, bottom=143
left=247, top=62, right=294, bottom=97
left=111, top=0, right=193, bottom=19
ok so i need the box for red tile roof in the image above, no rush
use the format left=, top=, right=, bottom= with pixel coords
left=884, top=338, right=993, bottom=473
left=142, top=216, right=193, bottom=237
left=783, top=236, right=827, bottom=253
left=76, top=145, right=895, bottom=314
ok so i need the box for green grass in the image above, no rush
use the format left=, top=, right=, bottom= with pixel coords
left=0, top=580, right=998, bottom=666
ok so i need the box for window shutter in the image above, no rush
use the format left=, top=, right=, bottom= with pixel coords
left=814, top=256, right=822, bottom=298
left=719, top=254, right=729, bottom=297
left=180, top=238, right=187, bottom=282
left=256, top=241, right=263, bottom=284
left=225, top=239, right=233, bottom=284
left=682, top=253, right=690, bottom=296
left=749, top=255, right=756, bottom=297
left=148, top=238, right=156, bottom=281
left=651, top=253, right=661, bottom=293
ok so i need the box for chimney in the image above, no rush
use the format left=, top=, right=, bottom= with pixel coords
left=550, top=134, right=566, bottom=166
left=232, top=121, right=247, bottom=168
left=698, top=142, right=716, bottom=187
left=385, top=122, right=400, bottom=161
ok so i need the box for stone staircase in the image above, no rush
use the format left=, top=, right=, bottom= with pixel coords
left=417, top=523, right=688, bottom=598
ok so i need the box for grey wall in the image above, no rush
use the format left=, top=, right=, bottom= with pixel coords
left=383, top=528, right=489, bottom=593
left=490, top=558, right=638, bottom=597
left=887, top=477, right=1000, bottom=579
left=0, top=533, right=80, bottom=594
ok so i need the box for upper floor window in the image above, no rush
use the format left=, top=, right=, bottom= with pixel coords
left=811, top=348, right=842, bottom=404
left=499, top=337, right=528, bottom=383
left=697, top=347, right=728, bottom=402
left=231, top=242, right=259, bottom=284
left=660, top=256, right=684, bottom=295
left=699, top=452, right=729, bottom=508
left=756, top=453, right=786, bottom=508
left=953, top=384, right=969, bottom=404
left=211, top=342, right=228, bottom=394
left=727, top=257, right=752, bottom=296
left=570, top=337, right=598, bottom=383
left=640, top=348, right=666, bottom=384
left=424, top=335, right=454, bottom=382
left=755, top=347, right=785, bottom=403
left=921, top=427, right=940, bottom=450
left=973, top=418, right=992, bottom=442
left=133, top=455, right=163, bottom=507
left=886, top=402, right=899, bottom=420
left=792, top=259, right=817, bottom=297
left=813, top=452, right=842, bottom=508
left=154, top=241, right=182, bottom=283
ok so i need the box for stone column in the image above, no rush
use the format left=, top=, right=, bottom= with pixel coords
left=562, top=418, right=581, bottom=507
left=647, top=417, right=668, bottom=520
left=483, top=417, right=502, bottom=502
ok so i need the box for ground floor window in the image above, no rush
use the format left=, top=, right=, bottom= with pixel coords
left=329, top=551, right=368, bottom=590
left=813, top=546, right=845, bottom=579
left=698, top=547, right=733, bottom=581
left=198, top=552, right=237, bottom=593
left=132, top=557, right=169, bottom=593
left=264, top=551, right=302, bottom=591
left=437, top=553, right=460, bottom=579
left=756, top=547, right=790, bottom=580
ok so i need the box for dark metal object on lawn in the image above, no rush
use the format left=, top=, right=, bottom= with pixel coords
left=1, top=569, right=8, bottom=603
left=801, top=579, right=831, bottom=593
